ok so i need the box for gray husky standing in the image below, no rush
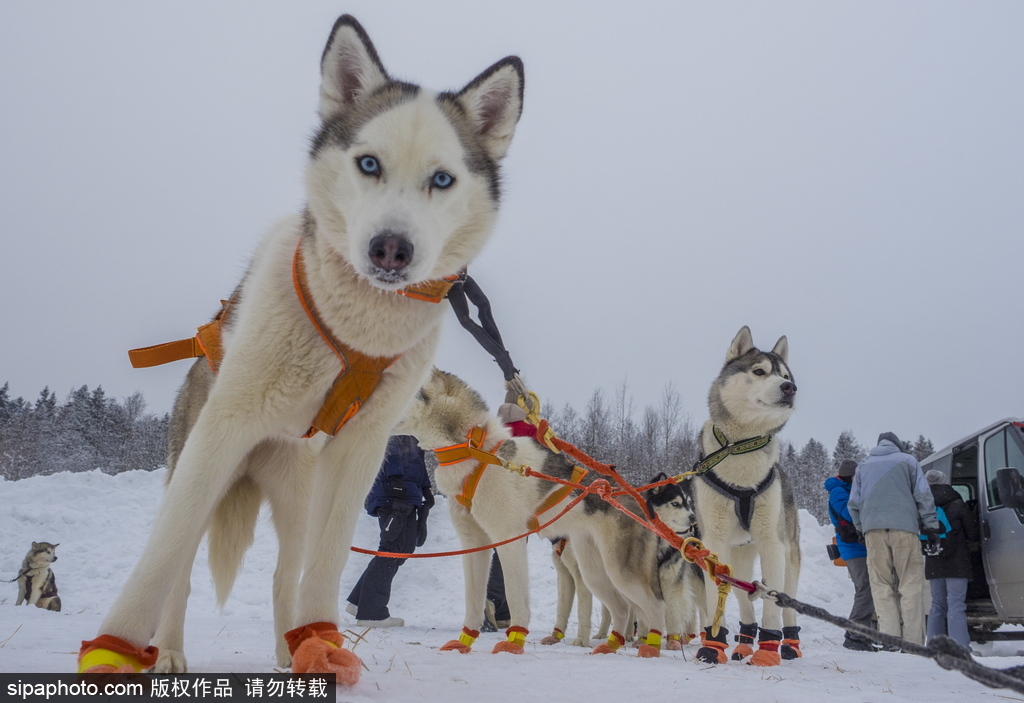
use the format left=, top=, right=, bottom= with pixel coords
left=16, top=542, right=61, bottom=612
left=691, top=326, right=801, bottom=667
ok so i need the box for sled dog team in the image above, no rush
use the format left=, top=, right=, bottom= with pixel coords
left=75, top=14, right=801, bottom=678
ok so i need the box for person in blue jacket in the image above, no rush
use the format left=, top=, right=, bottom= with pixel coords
left=825, top=459, right=877, bottom=651
left=345, top=435, right=433, bottom=627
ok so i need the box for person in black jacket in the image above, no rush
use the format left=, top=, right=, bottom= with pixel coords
left=924, top=469, right=980, bottom=648
left=345, top=435, right=433, bottom=627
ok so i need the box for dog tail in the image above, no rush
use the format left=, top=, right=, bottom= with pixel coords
left=208, top=474, right=262, bottom=606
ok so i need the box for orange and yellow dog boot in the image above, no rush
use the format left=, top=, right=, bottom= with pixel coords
left=590, top=630, right=625, bottom=655
left=781, top=625, right=803, bottom=659
left=731, top=621, right=757, bottom=661
left=540, top=628, right=565, bottom=645
left=285, top=622, right=361, bottom=684
left=748, top=628, right=783, bottom=667
left=638, top=630, right=662, bottom=658
left=78, top=635, right=159, bottom=673
left=492, top=626, right=528, bottom=654
left=666, top=633, right=682, bottom=651
left=440, top=627, right=479, bottom=653
left=695, top=626, right=729, bottom=664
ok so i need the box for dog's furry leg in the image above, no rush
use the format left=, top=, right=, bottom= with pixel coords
left=151, top=563, right=193, bottom=673
left=565, top=548, right=594, bottom=647
left=294, top=429, right=391, bottom=627
left=594, top=604, right=611, bottom=641
left=543, top=544, right=575, bottom=644
left=493, top=538, right=530, bottom=646
left=257, top=441, right=315, bottom=668
left=449, top=508, right=493, bottom=634
left=99, top=413, right=264, bottom=647
left=572, top=536, right=632, bottom=652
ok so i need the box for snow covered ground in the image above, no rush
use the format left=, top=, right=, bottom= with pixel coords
left=2, top=468, right=1022, bottom=702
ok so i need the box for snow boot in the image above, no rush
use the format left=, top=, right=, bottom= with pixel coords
left=285, top=622, right=361, bottom=684
left=696, top=626, right=729, bottom=664
left=748, top=627, right=783, bottom=667
left=781, top=625, right=802, bottom=659
left=731, top=621, right=757, bottom=661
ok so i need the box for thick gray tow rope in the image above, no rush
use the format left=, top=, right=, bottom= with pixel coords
left=759, top=586, right=1024, bottom=695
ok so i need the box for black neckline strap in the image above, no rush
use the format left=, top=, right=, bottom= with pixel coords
left=448, top=275, right=519, bottom=382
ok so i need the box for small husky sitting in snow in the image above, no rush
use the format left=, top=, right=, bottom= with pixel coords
left=16, top=542, right=62, bottom=612
left=397, top=369, right=702, bottom=657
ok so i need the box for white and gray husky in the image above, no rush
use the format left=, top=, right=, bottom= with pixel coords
left=542, top=479, right=706, bottom=650
left=691, top=326, right=801, bottom=666
left=90, top=15, right=524, bottom=675
left=16, top=542, right=61, bottom=612
left=397, top=369, right=701, bottom=657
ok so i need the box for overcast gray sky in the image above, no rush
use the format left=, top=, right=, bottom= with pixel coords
left=1, top=2, right=1021, bottom=456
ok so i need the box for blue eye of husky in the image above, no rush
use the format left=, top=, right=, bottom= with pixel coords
left=357, top=155, right=380, bottom=176
left=431, top=170, right=455, bottom=189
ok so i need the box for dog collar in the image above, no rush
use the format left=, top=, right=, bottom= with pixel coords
left=693, top=426, right=772, bottom=474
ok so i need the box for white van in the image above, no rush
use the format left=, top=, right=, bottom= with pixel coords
left=921, top=418, right=1024, bottom=642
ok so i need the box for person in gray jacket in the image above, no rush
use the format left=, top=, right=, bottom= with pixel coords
left=848, top=432, right=940, bottom=647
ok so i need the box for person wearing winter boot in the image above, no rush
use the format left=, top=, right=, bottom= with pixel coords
left=848, top=432, right=940, bottom=647
left=346, top=435, right=433, bottom=627
left=825, top=459, right=878, bottom=651
left=924, top=469, right=979, bottom=649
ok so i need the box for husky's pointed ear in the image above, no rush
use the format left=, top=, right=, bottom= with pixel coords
left=771, top=336, right=789, bottom=364
left=457, top=57, right=524, bottom=160
left=726, top=326, right=754, bottom=363
left=318, top=15, right=389, bottom=121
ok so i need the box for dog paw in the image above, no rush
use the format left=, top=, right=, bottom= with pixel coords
left=291, top=636, right=361, bottom=684
left=730, top=643, right=754, bottom=661
left=638, top=644, right=661, bottom=658
left=747, top=649, right=782, bottom=667
left=540, top=635, right=561, bottom=645
left=491, top=641, right=524, bottom=654
left=440, top=640, right=472, bottom=653
left=572, top=638, right=591, bottom=648
left=152, top=651, right=188, bottom=674
left=695, top=646, right=727, bottom=664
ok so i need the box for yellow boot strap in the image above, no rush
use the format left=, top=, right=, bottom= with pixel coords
left=551, top=628, right=565, bottom=640
left=78, top=648, right=143, bottom=673
left=646, top=630, right=662, bottom=649
left=458, top=627, right=480, bottom=648
left=606, top=631, right=625, bottom=651
left=506, top=627, right=528, bottom=646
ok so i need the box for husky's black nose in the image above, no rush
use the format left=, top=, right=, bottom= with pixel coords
left=781, top=381, right=797, bottom=396
left=369, top=232, right=413, bottom=273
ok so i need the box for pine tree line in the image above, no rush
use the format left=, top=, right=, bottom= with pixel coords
left=541, top=381, right=936, bottom=526
left=0, top=383, right=168, bottom=481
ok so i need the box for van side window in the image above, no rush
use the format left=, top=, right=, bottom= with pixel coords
left=985, top=428, right=1024, bottom=518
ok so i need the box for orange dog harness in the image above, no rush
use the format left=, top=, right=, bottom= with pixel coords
left=128, top=241, right=459, bottom=437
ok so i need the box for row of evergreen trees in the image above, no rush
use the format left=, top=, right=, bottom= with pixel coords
left=542, top=381, right=935, bottom=525
left=0, top=377, right=937, bottom=529
left=0, top=383, right=168, bottom=481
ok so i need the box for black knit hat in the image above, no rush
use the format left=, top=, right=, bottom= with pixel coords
left=838, top=459, right=858, bottom=478
left=877, top=431, right=904, bottom=450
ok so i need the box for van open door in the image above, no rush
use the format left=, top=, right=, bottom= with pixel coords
left=980, top=424, right=1024, bottom=620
